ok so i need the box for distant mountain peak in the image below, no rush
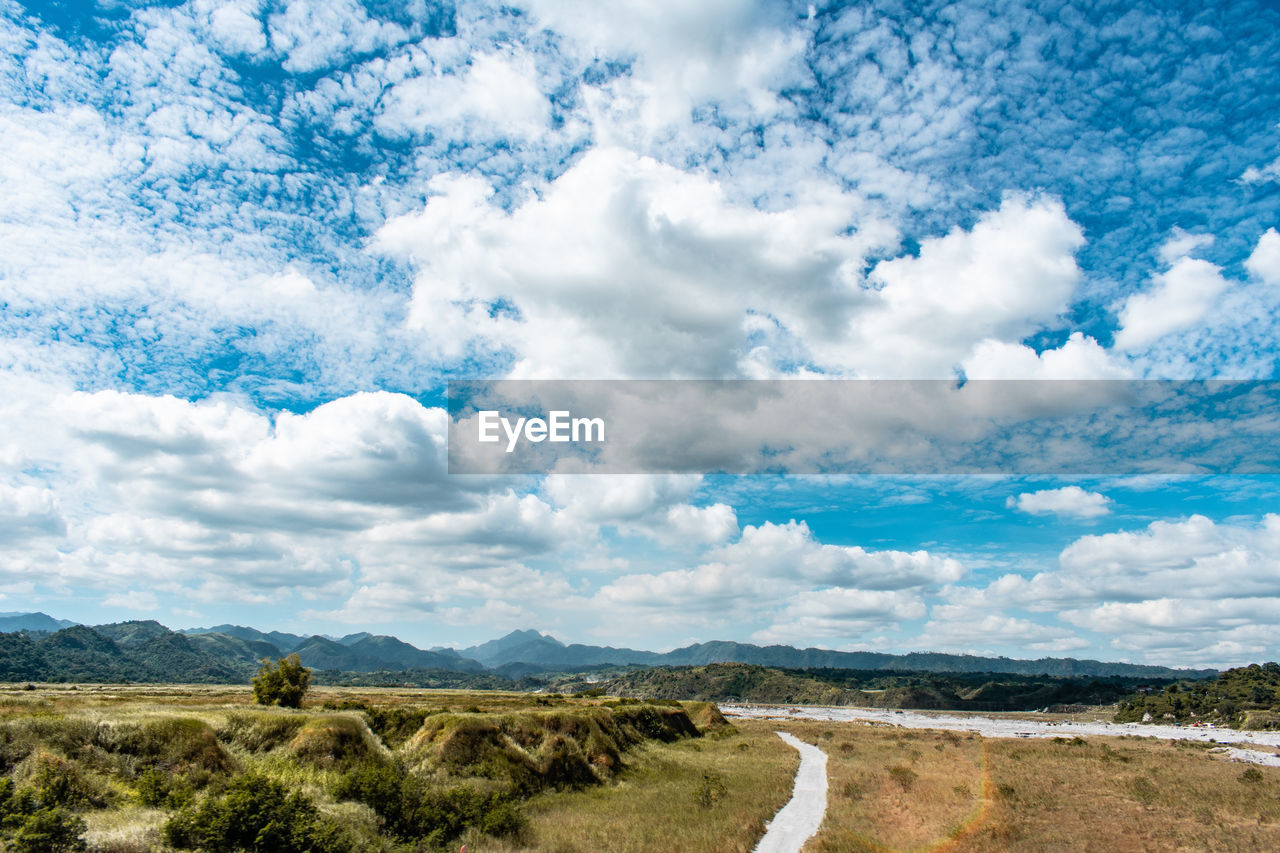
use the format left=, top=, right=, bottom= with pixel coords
left=506, top=628, right=564, bottom=646
left=0, top=612, right=79, bottom=632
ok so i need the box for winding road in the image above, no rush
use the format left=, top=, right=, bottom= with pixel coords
left=753, top=731, right=829, bottom=853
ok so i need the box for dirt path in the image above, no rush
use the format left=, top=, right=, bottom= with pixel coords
left=753, top=731, right=828, bottom=853
left=726, top=704, right=1280, bottom=766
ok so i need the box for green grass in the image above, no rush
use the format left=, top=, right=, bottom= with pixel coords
left=467, top=719, right=796, bottom=853
left=0, top=684, right=741, bottom=852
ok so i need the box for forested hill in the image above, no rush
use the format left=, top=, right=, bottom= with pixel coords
left=0, top=615, right=1218, bottom=685
left=1115, top=662, right=1280, bottom=729
left=0, top=621, right=488, bottom=684
left=593, top=662, right=1173, bottom=712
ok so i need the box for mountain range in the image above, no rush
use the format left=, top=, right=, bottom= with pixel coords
left=0, top=613, right=1218, bottom=683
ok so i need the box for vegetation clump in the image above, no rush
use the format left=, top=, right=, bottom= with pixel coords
left=1, top=778, right=87, bottom=852
left=252, top=654, right=313, bottom=708
left=164, top=773, right=352, bottom=853
left=333, top=761, right=524, bottom=846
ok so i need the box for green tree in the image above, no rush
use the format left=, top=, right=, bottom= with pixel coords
left=252, top=654, right=312, bottom=708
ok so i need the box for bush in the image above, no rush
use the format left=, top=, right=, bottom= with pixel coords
left=135, top=768, right=196, bottom=809
left=333, top=760, right=524, bottom=845
left=693, top=772, right=727, bottom=808
left=1, top=777, right=39, bottom=831
left=252, top=655, right=312, bottom=709
left=888, top=765, right=918, bottom=790
left=164, top=773, right=352, bottom=853
left=13, top=807, right=87, bottom=853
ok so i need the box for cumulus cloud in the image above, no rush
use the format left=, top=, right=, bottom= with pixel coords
left=1113, top=233, right=1229, bottom=351
left=955, top=514, right=1280, bottom=666
left=1007, top=486, right=1113, bottom=519
left=962, top=333, right=1130, bottom=380
left=543, top=474, right=737, bottom=546
left=592, top=520, right=962, bottom=645
left=912, top=603, right=1088, bottom=655
left=752, top=588, right=927, bottom=645
left=1246, top=228, right=1280, bottom=286
left=0, top=389, right=577, bottom=616
left=377, top=153, right=1093, bottom=379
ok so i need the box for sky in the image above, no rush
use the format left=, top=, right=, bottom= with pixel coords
left=2, top=0, right=1280, bottom=668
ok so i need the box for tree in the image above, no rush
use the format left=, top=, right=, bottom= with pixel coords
left=252, top=654, right=312, bottom=708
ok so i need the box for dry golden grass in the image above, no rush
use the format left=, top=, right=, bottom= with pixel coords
left=774, top=721, right=1280, bottom=853
left=466, top=719, right=797, bottom=853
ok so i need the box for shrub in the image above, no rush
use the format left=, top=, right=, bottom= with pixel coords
left=333, top=760, right=524, bottom=845
left=888, top=765, right=918, bottom=791
left=252, top=655, right=312, bottom=709
left=24, top=752, right=111, bottom=809
left=164, top=773, right=352, bottom=853
left=1, top=777, right=39, bottom=831
left=13, top=807, right=87, bottom=853
left=135, top=768, right=197, bottom=809
left=114, top=718, right=233, bottom=775
left=693, top=772, right=727, bottom=808
left=361, top=707, right=438, bottom=749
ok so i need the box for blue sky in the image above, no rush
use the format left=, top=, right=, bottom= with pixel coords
left=2, top=0, right=1280, bottom=667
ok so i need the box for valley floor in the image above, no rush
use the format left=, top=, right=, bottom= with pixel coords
left=4, top=685, right=1280, bottom=851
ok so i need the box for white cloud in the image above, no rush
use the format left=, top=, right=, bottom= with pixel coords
left=1007, top=486, right=1113, bottom=519
left=1245, top=228, right=1280, bottom=286
left=1057, top=514, right=1231, bottom=576
left=0, top=389, right=582, bottom=615
left=0, top=485, right=66, bottom=541
left=835, top=195, right=1084, bottom=378
left=268, top=0, right=409, bottom=73
left=963, top=333, right=1130, bottom=380
left=519, top=0, right=808, bottom=138
left=543, top=474, right=737, bottom=546
left=102, top=590, right=160, bottom=612
left=956, top=514, right=1280, bottom=666
left=913, top=603, right=1088, bottom=655
left=199, top=0, right=269, bottom=57
left=706, top=520, right=966, bottom=590
left=376, top=49, right=550, bottom=139
left=378, top=153, right=1090, bottom=380
left=1241, top=157, right=1280, bottom=185
left=752, top=587, right=926, bottom=645
left=1113, top=234, right=1229, bottom=351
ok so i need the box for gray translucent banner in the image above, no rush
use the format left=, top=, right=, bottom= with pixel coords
left=446, top=380, right=1280, bottom=475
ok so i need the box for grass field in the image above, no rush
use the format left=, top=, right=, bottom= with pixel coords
left=775, top=718, right=1280, bottom=853
left=468, top=722, right=796, bottom=852
left=5, top=683, right=1280, bottom=851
